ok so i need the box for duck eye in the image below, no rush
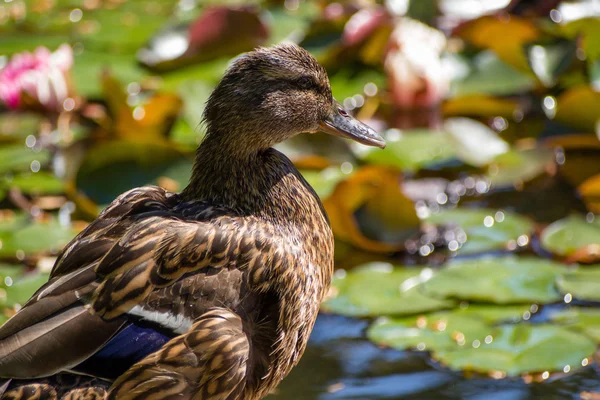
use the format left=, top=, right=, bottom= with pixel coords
left=297, top=77, right=313, bottom=89
left=338, top=107, right=349, bottom=117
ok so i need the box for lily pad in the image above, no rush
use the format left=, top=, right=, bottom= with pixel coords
left=541, top=215, right=600, bottom=258
left=486, top=148, right=554, bottom=188
left=0, top=213, right=79, bottom=258
left=422, top=256, right=567, bottom=304
left=322, top=263, right=455, bottom=317
left=443, top=118, right=509, bottom=168
left=0, top=145, right=50, bottom=175
left=435, top=324, right=595, bottom=376
left=368, top=305, right=530, bottom=353
left=424, top=208, right=535, bottom=255
left=2, top=271, right=49, bottom=309
left=549, top=307, right=600, bottom=342
left=4, top=172, right=65, bottom=196
left=358, top=129, right=456, bottom=173
left=556, top=266, right=600, bottom=302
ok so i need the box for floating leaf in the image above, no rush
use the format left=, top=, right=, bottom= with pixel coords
left=368, top=305, right=529, bottom=352
left=0, top=213, right=79, bottom=258
left=486, top=148, right=555, bottom=188
left=452, top=51, right=535, bottom=96
left=549, top=307, right=600, bottom=342
left=301, top=167, right=348, bottom=199
left=323, top=166, right=420, bottom=253
left=541, top=215, right=600, bottom=261
left=435, top=324, right=595, bottom=376
left=0, top=145, right=50, bottom=175
left=556, top=266, right=600, bottom=302
left=526, top=40, right=577, bottom=87
left=422, top=256, right=566, bottom=304
left=2, top=271, right=49, bottom=309
left=442, top=95, right=520, bottom=118
left=456, top=15, right=540, bottom=72
left=443, top=118, right=509, bottom=167
left=102, top=73, right=182, bottom=142
left=4, top=172, right=65, bottom=196
left=424, top=208, right=535, bottom=255
left=579, top=174, right=600, bottom=213
left=555, top=86, right=600, bottom=132
left=75, top=141, right=191, bottom=206
left=322, top=263, right=455, bottom=317
left=358, top=129, right=456, bottom=172
left=140, top=6, right=267, bottom=71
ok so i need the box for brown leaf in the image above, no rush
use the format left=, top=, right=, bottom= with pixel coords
left=323, top=166, right=420, bottom=253
left=442, top=95, right=521, bottom=118
left=455, top=15, right=540, bottom=72
left=579, top=174, right=600, bottom=214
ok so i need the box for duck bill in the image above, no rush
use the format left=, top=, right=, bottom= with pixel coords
left=318, top=102, right=386, bottom=149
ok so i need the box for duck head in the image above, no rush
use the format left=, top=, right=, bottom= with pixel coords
left=202, top=43, right=385, bottom=152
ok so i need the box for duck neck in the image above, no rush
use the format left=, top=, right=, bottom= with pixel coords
left=181, top=130, right=295, bottom=217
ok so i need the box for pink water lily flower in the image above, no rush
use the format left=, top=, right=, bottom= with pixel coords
left=0, top=44, right=73, bottom=111
left=385, top=18, right=449, bottom=109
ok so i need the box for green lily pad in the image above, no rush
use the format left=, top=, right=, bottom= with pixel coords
left=301, top=167, right=348, bottom=199
left=76, top=141, right=192, bottom=205
left=2, top=272, right=49, bottom=309
left=452, top=51, right=536, bottom=97
left=556, top=266, right=600, bottom=302
left=424, top=208, right=535, bottom=255
left=435, top=324, right=595, bottom=376
left=4, top=172, right=65, bottom=196
left=368, top=305, right=529, bottom=353
left=0, top=214, right=78, bottom=258
left=486, top=148, right=554, bottom=188
left=0, top=145, right=50, bottom=175
left=444, top=118, right=509, bottom=167
left=322, top=262, right=455, bottom=317
left=541, top=215, right=600, bottom=257
left=549, top=307, right=600, bottom=342
left=423, top=256, right=567, bottom=304
left=358, top=129, right=456, bottom=173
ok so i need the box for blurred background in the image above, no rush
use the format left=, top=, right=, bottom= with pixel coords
left=1, top=0, right=600, bottom=398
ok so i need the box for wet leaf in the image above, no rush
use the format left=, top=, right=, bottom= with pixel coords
left=486, top=148, right=555, bottom=188
left=456, top=15, right=540, bottom=72
left=2, top=271, right=49, bottom=308
left=4, top=172, right=65, bottom=196
left=424, top=208, right=535, bottom=255
left=579, top=174, right=600, bottom=213
left=422, top=256, right=566, bottom=304
left=0, top=213, right=79, bottom=258
left=452, top=51, right=535, bottom=96
left=555, top=85, right=600, bottom=132
left=323, top=166, right=420, bottom=253
left=549, top=307, right=600, bottom=342
left=368, top=305, right=529, bottom=352
left=526, top=40, right=577, bottom=87
left=73, top=50, right=147, bottom=98
left=0, top=145, right=50, bottom=174
left=541, top=215, right=600, bottom=261
left=101, top=73, right=182, bottom=142
left=435, top=324, right=595, bottom=376
left=556, top=266, right=600, bottom=301
left=75, top=141, right=191, bottom=206
left=322, top=262, right=455, bottom=317
left=442, top=95, right=520, bottom=118
left=301, top=167, right=348, bottom=200
left=358, top=129, right=456, bottom=173
left=443, top=118, right=509, bottom=167
left=138, top=6, right=268, bottom=70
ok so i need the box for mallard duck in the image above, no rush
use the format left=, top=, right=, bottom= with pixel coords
left=0, top=44, right=385, bottom=400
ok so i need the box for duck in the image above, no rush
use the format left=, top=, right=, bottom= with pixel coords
left=0, top=43, right=385, bottom=400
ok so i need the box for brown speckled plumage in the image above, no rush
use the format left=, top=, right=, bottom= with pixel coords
left=0, top=44, right=383, bottom=400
